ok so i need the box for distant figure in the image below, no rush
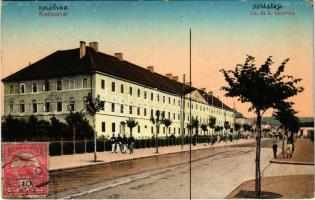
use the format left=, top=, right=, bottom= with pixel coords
left=117, top=134, right=123, bottom=153
left=122, top=135, right=128, bottom=154
left=128, top=135, right=135, bottom=154
left=110, top=134, right=117, bottom=153
left=272, top=141, right=278, bottom=159
left=287, top=142, right=293, bottom=158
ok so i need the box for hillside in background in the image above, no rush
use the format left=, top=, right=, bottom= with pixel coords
left=248, top=116, right=314, bottom=127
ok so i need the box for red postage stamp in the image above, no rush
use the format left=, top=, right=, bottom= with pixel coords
left=2, top=143, right=49, bottom=198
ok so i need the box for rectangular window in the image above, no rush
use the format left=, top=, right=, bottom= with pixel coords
left=151, top=109, right=153, bottom=117
left=120, top=105, right=124, bottom=113
left=57, top=80, right=62, bottom=91
left=111, top=103, right=115, bottom=112
left=138, top=125, right=140, bottom=133
left=44, top=81, right=50, bottom=91
left=163, top=96, right=165, bottom=103
left=102, top=122, right=106, bottom=132
left=137, top=89, right=141, bottom=97
left=168, top=97, right=171, bottom=104
left=137, top=107, right=140, bottom=115
left=151, top=93, right=153, bottom=101
left=45, top=102, right=50, bottom=112
left=129, top=87, right=132, bottom=96
left=69, top=100, right=75, bottom=111
left=20, top=103, right=25, bottom=113
left=144, top=91, right=147, bottom=99
left=20, top=84, right=25, bottom=94
left=33, top=103, right=37, bottom=113
left=69, top=79, right=75, bottom=89
left=151, top=126, right=153, bottom=134
left=168, top=112, right=170, bottom=119
left=83, top=78, right=88, bottom=88
left=32, top=83, right=37, bottom=93
left=173, top=99, right=175, bottom=105
left=129, top=106, right=132, bottom=114
left=112, top=82, right=115, bottom=92
left=157, top=94, right=160, bottom=102
left=173, top=113, right=175, bottom=120
left=120, top=84, right=124, bottom=93
left=144, top=108, right=147, bottom=116
left=57, top=101, right=62, bottom=112
left=112, top=123, right=116, bottom=133
left=9, top=85, right=14, bottom=94
left=101, top=79, right=105, bottom=89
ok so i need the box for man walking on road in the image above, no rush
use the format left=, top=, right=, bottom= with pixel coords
left=272, top=140, right=278, bottom=159
left=122, top=135, right=128, bottom=154
left=110, top=134, right=117, bottom=153
left=128, top=134, right=135, bottom=154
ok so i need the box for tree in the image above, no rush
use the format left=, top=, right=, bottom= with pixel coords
left=208, top=115, right=216, bottom=135
left=150, top=110, right=165, bottom=153
left=200, top=124, right=208, bottom=136
left=126, top=118, right=139, bottom=137
left=50, top=115, right=67, bottom=140
left=162, top=118, right=172, bottom=138
left=273, top=102, right=298, bottom=157
left=242, top=124, right=252, bottom=132
left=235, top=123, right=241, bottom=131
left=224, top=121, right=230, bottom=135
left=221, top=55, right=303, bottom=197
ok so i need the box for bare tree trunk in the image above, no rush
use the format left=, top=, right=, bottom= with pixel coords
left=255, top=108, right=261, bottom=198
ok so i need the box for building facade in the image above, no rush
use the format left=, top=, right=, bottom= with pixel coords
left=2, top=41, right=235, bottom=139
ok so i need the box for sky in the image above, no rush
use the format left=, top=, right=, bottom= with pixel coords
left=1, top=0, right=314, bottom=117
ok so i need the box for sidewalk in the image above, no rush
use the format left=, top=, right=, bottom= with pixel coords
left=270, top=138, right=314, bottom=165
left=49, top=138, right=256, bottom=171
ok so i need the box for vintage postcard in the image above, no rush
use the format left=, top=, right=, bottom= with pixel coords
left=1, top=0, right=314, bottom=199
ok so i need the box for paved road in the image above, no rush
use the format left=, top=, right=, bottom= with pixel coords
left=48, top=139, right=287, bottom=199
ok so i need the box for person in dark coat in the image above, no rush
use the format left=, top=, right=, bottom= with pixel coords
left=272, top=141, right=278, bottom=159
left=117, top=134, right=123, bottom=153
left=122, top=135, right=128, bottom=154
left=110, top=134, right=117, bottom=153
left=128, top=135, right=135, bottom=154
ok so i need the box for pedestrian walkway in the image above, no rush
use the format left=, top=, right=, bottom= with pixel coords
left=49, top=139, right=256, bottom=171
left=270, top=138, right=314, bottom=165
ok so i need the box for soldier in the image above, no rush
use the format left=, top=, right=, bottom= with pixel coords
left=110, top=134, right=117, bottom=153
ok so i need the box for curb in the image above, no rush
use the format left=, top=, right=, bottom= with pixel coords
left=269, top=160, right=314, bottom=165
left=49, top=140, right=256, bottom=173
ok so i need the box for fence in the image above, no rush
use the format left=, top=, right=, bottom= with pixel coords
left=48, top=135, right=244, bottom=156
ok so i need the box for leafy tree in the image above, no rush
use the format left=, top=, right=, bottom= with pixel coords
left=65, top=112, right=94, bottom=140
left=150, top=110, right=165, bottom=153
left=221, top=55, right=303, bottom=197
left=191, top=117, right=200, bottom=136
left=162, top=118, right=172, bottom=138
left=224, top=121, right=230, bottom=135
left=235, top=123, right=241, bottom=131
left=208, top=115, right=216, bottom=135
left=200, top=123, right=208, bottom=136
left=50, top=115, right=67, bottom=140
left=126, top=118, right=139, bottom=137
left=242, top=124, right=252, bottom=132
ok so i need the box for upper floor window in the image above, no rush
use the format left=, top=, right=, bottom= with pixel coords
left=168, top=97, right=171, bottom=104
left=144, top=108, right=147, bottom=116
left=20, top=100, right=25, bottom=113
left=112, top=123, right=116, bottom=133
left=68, top=97, right=75, bottom=111
left=9, top=85, right=14, bottom=94
left=102, top=122, right=106, bottom=132
left=157, top=94, right=160, bottom=102
left=129, top=106, right=133, bottom=114
left=163, top=96, right=165, bottom=103
left=44, top=81, right=50, bottom=91
left=111, top=103, right=115, bottom=112
left=57, top=80, right=62, bottom=91
left=69, top=79, right=75, bottom=89
left=137, top=107, right=140, bottom=115
left=83, top=78, right=88, bottom=88
left=151, top=93, right=154, bottom=101
left=101, top=79, right=105, bottom=89
left=120, top=84, right=124, bottom=93
left=120, top=104, right=124, bottom=113
left=137, top=89, right=140, bottom=97
left=137, top=125, right=140, bottom=133
left=19, top=84, right=25, bottom=94
left=32, top=100, right=37, bottom=113
left=144, top=91, right=147, bottom=99
left=44, top=100, right=50, bottom=112
left=32, top=83, right=37, bottom=93
left=129, top=87, right=132, bottom=96
left=112, top=82, right=115, bottom=92
left=57, top=98, right=62, bottom=112
left=9, top=101, right=14, bottom=112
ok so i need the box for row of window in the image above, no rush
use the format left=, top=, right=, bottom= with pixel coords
left=101, top=122, right=224, bottom=135
left=10, top=78, right=89, bottom=94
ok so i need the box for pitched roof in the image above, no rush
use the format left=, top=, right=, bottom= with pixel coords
left=2, top=47, right=233, bottom=111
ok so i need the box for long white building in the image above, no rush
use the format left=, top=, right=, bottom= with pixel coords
left=2, top=41, right=235, bottom=139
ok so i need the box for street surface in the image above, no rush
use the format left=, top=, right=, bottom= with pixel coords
left=47, top=139, right=313, bottom=199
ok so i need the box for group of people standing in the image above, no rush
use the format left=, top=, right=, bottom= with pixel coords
left=272, top=133, right=295, bottom=159
left=110, top=134, right=135, bottom=154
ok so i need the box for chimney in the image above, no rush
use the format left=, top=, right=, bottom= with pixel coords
left=147, top=66, right=154, bottom=73
left=89, top=42, right=98, bottom=52
left=201, top=88, right=206, bottom=92
left=114, top=53, right=123, bottom=61
left=80, top=41, right=86, bottom=59
left=172, top=76, right=179, bottom=81
left=165, top=73, right=172, bottom=79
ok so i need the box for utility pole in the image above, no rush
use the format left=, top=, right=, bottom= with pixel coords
left=180, top=74, right=186, bottom=149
